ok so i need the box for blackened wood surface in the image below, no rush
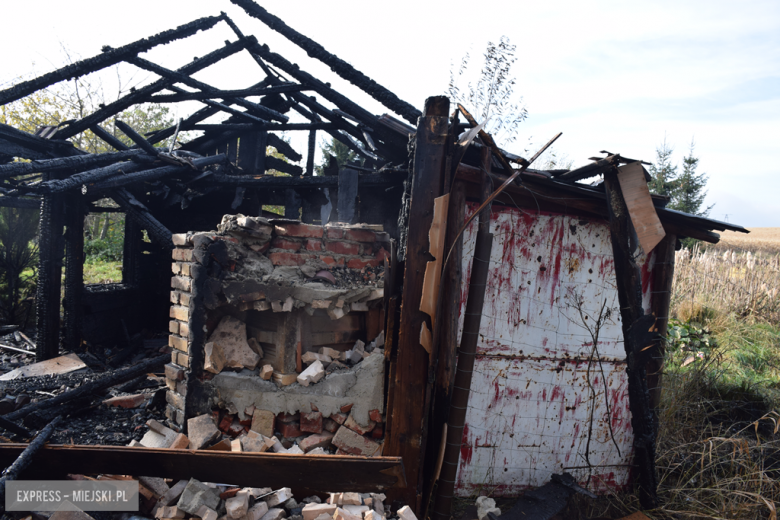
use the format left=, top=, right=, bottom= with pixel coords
left=648, top=233, right=676, bottom=410
left=384, top=96, right=449, bottom=513
left=34, top=191, right=65, bottom=360
left=0, top=150, right=145, bottom=180
left=112, top=189, right=173, bottom=249
left=0, top=445, right=406, bottom=492
left=62, top=195, right=85, bottom=352
left=603, top=168, right=658, bottom=508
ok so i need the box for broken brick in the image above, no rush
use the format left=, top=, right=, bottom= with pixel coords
left=251, top=410, right=275, bottom=438
left=344, top=414, right=376, bottom=435
left=271, top=237, right=303, bottom=251
left=260, top=364, right=274, bottom=380
left=340, top=404, right=354, bottom=414
left=165, top=363, right=185, bottom=381
left=278, top=422, right=302, bottom=438
left=300, top=411, right=323, bottom=434
left=275, top=223, right=324, bottom=238
left=170, top=433, right=189, bottom=449
left=268, top=252, right=313, bottom=266
left=302, top=504, right=337, bottom=520
left=299, top=431, right=334, bottom=453
left=187, top=414, right=220, bottom=450
left=219, top=414, right=234, bottom=433
left=204, top=342, right=226, bottom=374
left=277, top=412, right=300, bottom=423
left=332, top=426, right=381, bottom=457
left=226, top=491, right=250, bottom=519
left=324, top=241, right=360, bottom=256
left=344, top=229, right=376, bottom=242
left=103, top=394, right=147, bottom=409
left=323, top=418, right=339, bottom=433
left=176, top=479, right=220, bottom=515
left=371, top=424, right=384, bottom=439
left=330, top=413, right=348, bottom=425
left=368, top=409, right=383, bottom=423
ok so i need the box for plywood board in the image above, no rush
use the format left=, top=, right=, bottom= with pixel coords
left=617, top=162, right=666, bottom=254
left=419, top=194, right=450, bottom=329
left=0, top=353, right=87, bottom=381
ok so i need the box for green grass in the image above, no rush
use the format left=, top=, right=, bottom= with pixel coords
left=83, top=259, right=123, bottom=284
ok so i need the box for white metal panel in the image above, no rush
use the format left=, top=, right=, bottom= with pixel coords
left=455, top=205, right=655, bottom=496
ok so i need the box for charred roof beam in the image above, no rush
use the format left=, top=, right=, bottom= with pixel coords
left=230, top=0, right=421, bottom=124
left=125, top=55, right=289, bottom=123
left=0, top=15, right=224, bottom=107
left=147, top=83, right=311, bottom=102
left=54, top=38, right=254, bottom=140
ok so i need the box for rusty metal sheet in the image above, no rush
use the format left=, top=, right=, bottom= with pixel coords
left=455, top=205, right=655, bottom=496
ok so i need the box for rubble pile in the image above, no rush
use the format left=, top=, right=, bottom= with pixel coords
left=109, top=479, right=409, bottom=520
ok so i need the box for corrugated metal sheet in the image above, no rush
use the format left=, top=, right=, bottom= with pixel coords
left=455, top=204, right=655, bottom=496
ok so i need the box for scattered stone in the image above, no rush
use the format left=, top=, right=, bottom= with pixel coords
left=265, top=488, right=293, bottom=508
left=260, top=509, right=287, bottom=520
left=274, top=372, right=299, bottom=386
left=287, top=444, right=304, bottom=454
left=476, top=497, right=501, bottom=520
left=176, top=479, right=221, bottom=515
left=340, top=493, right=361, bottom=506
left=187, top=414, right=220, bottom=450
left=231, top=438, right=242, bottom=452
left=169, top=433, right=189, bottom=450
left=301, top=352, right=332, bottom=365
left=302, top=496, right=322, bottom=505
left=364, top=511, right=384, bottom=520
left=204, top=342, right=227, bottom=374
left=207, top=316, right=261, bottom=370
left=196, top=506, right=218, bottom=520
left=140, top=420, right=179, bottom=448
left=323, top=418, right=339, bottom=433
left=333, top=508, right=361, bottom=520
left=226, top=491, right=250, bottom=519
left=260, top=364, right=274, bottom=380
left=342, top=506, right=368, bottom=516
left=397, top=506, right=418, bottom=520
left=246, top=502, right=270, bottom=520
left=302, top=504, right=337, bottom=520
left=156, top=505, right=185, bottom=518
left=297, top=360, right=325, bottom=386
left=369, top=494, right=385, bottom=515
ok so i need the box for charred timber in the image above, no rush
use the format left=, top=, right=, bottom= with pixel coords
left=148, top=83, right=311, bottom=102
left=0, top=197, right=40, bottom=209
left=4, top=354, right=169, bottom=422
left=39, top=159, right=148, bottom=194
left=55, top=38, right=253, bottom=140
left=0, top=15, right=223, bottom=107
left=0, top=124, right=82, bottom=159
left=90, top=124, right=129, bottom=151
left=115, top=121, right=160, bottom=156
left=267, top=133, right=302, bottom=162
left=202, top=171, right=404, bottom=188
left=231, top=0, right=421, bottom=124
left=34, top=191, right=64, bottom=361
left=0, top=416, right=62, bottom=508
left=189, top=122, right=334, bottom=132
left=62, top=195, right=85, bottom=352
left=127, top=55, right=289, bottom=123
left=89, top=154, right=226, bottom=192
left=0, top=149, right=150, bottom=180
left=249, top=43, right=380, bottom=132
left=112, top=189, right=173, bottom=248
left=556, top=155, right=618, bottom=182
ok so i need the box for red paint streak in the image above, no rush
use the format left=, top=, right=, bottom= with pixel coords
left=460, top=423, right=473, bottom=465
left=492, top=379, right=502, bottom=407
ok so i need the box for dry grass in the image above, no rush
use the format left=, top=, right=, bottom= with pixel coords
left=712, top=228, right=780, bottom=255
left=672, top=244, right=780, bottom=323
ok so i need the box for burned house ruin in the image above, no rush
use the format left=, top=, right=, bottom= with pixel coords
left=0, top=1, right=748, bottom=517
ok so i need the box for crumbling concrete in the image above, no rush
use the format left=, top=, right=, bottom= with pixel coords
left=211, top=351, right=383, bottom=426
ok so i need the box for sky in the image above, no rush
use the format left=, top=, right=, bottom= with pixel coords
left=1, top=0, right=778, bottom=227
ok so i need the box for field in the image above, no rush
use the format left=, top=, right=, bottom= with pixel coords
left=712, top=227, right=780, bottom=254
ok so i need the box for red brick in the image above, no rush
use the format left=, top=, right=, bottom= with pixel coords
left=340, top=403, right=353, bottom=413
left=277, top=412, right=300, bottom=423
left=345, top=229, right=376, bottom=242
left=330, top=413, right=348, bottom=425
left=323, top=418, right=339, bottom=433
left=278, top=422, right=303, bottom=438
left=326, top=228, right=343, bottom=239
left=344, top=414, right=376, bottom=435
left=300, top=411, right=323, bottom=434
left=271, top=237, right=303, bottom=251
left=227, top=420, right=245, bottom=437
left=347, top=257, right=380, bottom=269
left=375, top=247, right=390, bottom=262
left=220, top=488, right=240, bottom=500
left=219, top=414, right=234, bottom=433
left=325, top=241, right=360, bottom=256
left=320, top=256, right=345, bottom=267
left=275, top=223, right=324, bottom=238
left=310, top=403, right=319, bottom=412
left=268, top=252, right=312, bottom=266
left=332, top=426, right=381, bottom=456
left=369, top=409, right=383, bottom=423
left=371, top=424, right=384, bottom=439
left=299, top=431, right=334, bottom=452
left=305, top=239, right=323, bottom=251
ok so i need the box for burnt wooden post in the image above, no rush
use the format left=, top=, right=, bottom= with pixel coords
left=648, top=232, right=677, bottom=409
left=35, top=190, right=65, bottom=360
left=284, top=189, right=301, bottom=220
left=337, top=168, right=359, bottom=223
left=603, top=167, right=658, bottom=508
left=122, top=215, right=141, bottom=286
left=384, top=96, right=449, bottom=513
left=62, top=194, right=85, bottom=352
left=306, top=129, right=316, bottom=177
left=238, top=131, right=268, bottom=175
